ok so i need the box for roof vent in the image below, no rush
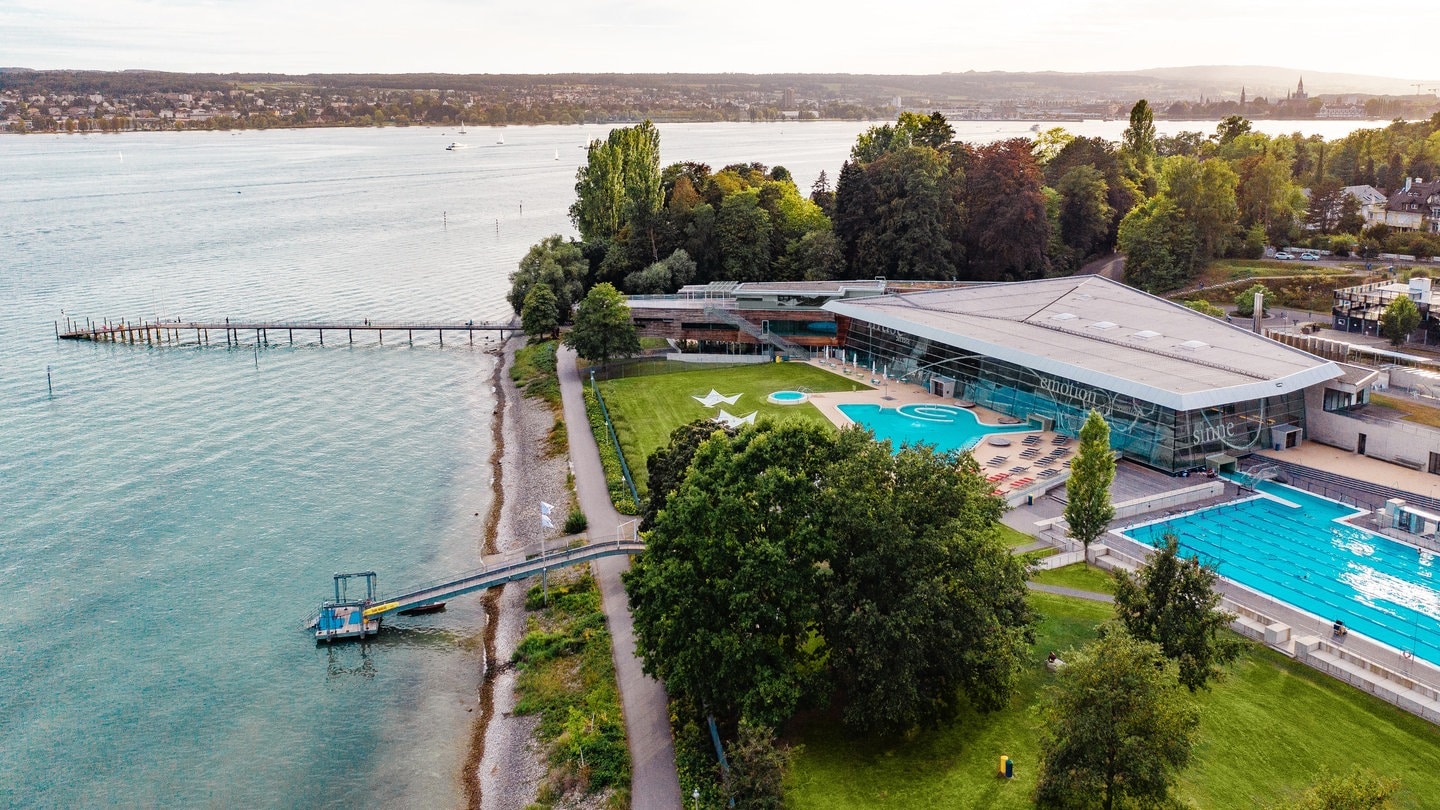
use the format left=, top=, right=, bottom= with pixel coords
left=1177, top=339, right=1209, bottom=351
left=1074, top=293, right=1094, bottom=301
left=1131, top=330, right=1162, bottom=340
left=1089, top=321, right=1118, bottom=330
left=1051, top=312, right=1077, bottom=321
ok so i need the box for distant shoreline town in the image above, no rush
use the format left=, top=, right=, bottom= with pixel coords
left=2, top=69, right=1436, bottom=134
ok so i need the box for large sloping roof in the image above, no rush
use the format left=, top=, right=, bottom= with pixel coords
left=824, top=276, right=1342, bottom=411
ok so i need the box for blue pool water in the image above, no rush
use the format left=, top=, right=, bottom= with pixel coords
left=1124, top=479, right=1440, bottom=665
left=838, top=403, right=1033, bottom=454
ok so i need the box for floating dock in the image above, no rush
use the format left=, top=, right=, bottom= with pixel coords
left=307, top=539, right=646, bottom=642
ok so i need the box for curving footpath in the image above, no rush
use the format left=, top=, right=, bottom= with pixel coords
left=556, top=345, right=682, bottom=809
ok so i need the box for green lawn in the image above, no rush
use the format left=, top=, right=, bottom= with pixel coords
left=1030, top=562, right=1117, bottom=595
left=595, top=362, right=864, bottom=495
left=996, top=524, right=1036, bottom=549
left=787, top=593, right=1440, bottom=809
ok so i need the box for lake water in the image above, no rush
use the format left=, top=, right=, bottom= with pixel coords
left=0, top=117, right=1384, bottom=806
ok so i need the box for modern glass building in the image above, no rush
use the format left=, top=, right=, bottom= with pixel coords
left=825, top=277, right=1345, bottom=472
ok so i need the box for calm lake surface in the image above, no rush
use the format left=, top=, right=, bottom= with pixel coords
left=0, top=117, right=1381, bottom=807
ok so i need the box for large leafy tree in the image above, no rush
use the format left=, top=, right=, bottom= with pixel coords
left=563, top=282, right=640, bottom=368
left=849, top=111, right=955, bottom=164
left=834, top=146, right=961, bottom=280
left=715, top=189, right=774, bottom=281
left=1114, top=532, right=1242, bottom=691
left=1064, top=410, right=1116, bottom=563
left=506, top=234, right=587, bottom=318
left=1380, top=294, right=1422, bottom=347
left=1158, top=155, right=1240, bottom=261
left=817, top=429, right=1033, bottom=734
left=1056, top=165, right=1115, bottom=261
left=520, top=283, right=559, bottom=339
left=1117, top=197, right=1198, bottom=292
left=965, top=138, right=1050, bottom=280
left=1045, top=136, right=1138, bottom=251
left=1236, top=152, right=1305, bottom=247
left=624, top=421, right=838, bottom=727
left=625, top=421, right=1035, bottom=733
left=1035, top=629, right=1201, bottom=810
left=641, top=419, right=733, bottom=530
left=1304, top=179, right=1346, bottom=234
left=623, top=248, right=696, bottom=295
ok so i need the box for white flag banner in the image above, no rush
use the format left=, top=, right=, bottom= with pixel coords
left=540, top=501, right=555, bottom=516
left=541, top=514, right=555, bottom=530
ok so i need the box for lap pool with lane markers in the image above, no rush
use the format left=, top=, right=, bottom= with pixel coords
left=1124, top=478, right=1440, bottom=665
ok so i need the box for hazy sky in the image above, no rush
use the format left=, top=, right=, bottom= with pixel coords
left=0, top=0, right=1430, bottom=78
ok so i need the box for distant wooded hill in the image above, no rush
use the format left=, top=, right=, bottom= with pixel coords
left=1, top=66, right=1431, bottom=102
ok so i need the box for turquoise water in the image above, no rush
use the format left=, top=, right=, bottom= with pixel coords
left=1124, top=480, right=1440, bottom=665
left=838, top=402, right=1034, bottom=454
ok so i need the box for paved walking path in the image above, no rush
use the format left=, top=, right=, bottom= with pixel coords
left=556, top=345, right=682, bottom=809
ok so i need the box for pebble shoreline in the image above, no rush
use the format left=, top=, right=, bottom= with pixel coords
left=472, top=338, right=575, bottom=809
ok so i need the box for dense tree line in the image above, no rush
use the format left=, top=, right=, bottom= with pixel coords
left=1120, top=109, right=1440, bottom=291
left=507, top=108, right=1440, bottom=315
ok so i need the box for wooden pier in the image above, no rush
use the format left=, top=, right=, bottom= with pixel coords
left=57, top=317, right=518, bottom=348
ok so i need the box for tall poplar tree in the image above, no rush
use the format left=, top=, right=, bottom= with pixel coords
left=1122, top=99, right=1157, bottom=189
left=570, top=120, right=663, bottom=243
left=1064, top=410, right=1116, bottom=564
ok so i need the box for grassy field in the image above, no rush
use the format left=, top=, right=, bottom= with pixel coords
left=595, top=362, right=864, bottom=495
left=1029, top=562, right=1117, bottom=595
left=1371, top=393, right=1440, bottom=430
left=786, top=592, right=1440, bottom=809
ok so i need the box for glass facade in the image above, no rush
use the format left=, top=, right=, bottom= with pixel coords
left=839, top=318, right=1307, bottom=472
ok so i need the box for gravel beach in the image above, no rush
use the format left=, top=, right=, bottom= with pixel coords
left=472, top=337, right=575, bottom=809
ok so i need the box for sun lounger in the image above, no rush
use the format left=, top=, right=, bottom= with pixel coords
left=1022, top=435, right=1042, bottom=446
left=1009, top=466, right=1029, bottom=474
left=1037, top=468, right=1060, bottom=479
left=1009, top=477, right=1033, bottom=488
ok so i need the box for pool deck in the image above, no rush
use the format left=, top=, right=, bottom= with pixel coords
left=804, top=360, right=1062, bottom=480
left=1260, top=444, right=1440, bottom=503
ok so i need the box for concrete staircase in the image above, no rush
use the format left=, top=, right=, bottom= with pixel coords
left=1263, top=456, right=1440, bottom=514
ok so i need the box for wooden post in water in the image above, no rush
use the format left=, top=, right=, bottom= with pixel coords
left=408, top=329, right=413, bottom=346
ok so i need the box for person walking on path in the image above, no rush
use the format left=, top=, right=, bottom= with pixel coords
left=555, top=344, right=682, bottom=808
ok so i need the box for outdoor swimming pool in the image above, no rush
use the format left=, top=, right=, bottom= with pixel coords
left=768, top=390, right=810, bottom=405
left=838, top=403, right=1033, bottom=454
left=1124, top=478, right=1440, bottom=666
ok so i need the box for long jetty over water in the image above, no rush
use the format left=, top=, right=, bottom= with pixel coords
left=57, top=317, right=518, bottom=347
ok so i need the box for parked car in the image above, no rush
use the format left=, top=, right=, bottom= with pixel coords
left=1274, top=251, right=1294, bottom=260
left=1299, top=252, right=1320, bottom=260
